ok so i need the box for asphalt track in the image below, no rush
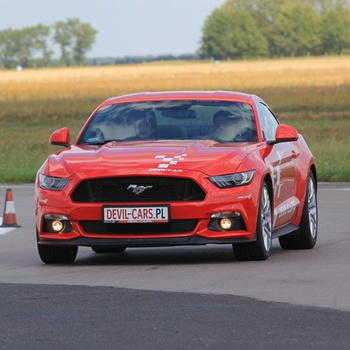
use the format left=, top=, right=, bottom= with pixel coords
left=0, top=183, right=349, bottom=349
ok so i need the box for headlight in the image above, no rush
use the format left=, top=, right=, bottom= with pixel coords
left=209, top=170, right=255, bottom=188
left=39, top=174, right=70, bottom=191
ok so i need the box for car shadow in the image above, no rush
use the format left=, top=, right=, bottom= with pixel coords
left=72, top=243, right=285, bottom=266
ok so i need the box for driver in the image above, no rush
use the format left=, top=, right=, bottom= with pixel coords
left=131, top=111, right=158, bottom=139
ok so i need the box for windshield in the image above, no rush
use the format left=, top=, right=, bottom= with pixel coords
left=77, top=100, right=257, bottom=145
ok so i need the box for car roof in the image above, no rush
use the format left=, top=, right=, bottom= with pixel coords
left=101, top=91, right=262, bottom=106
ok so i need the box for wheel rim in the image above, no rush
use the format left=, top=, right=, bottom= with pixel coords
left=307, top=176, right=317, bottom=239
left=261, top=186, right=272, bottom=252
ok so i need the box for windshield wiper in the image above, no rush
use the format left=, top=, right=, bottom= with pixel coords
left=83, top=139, right=122, bottom=145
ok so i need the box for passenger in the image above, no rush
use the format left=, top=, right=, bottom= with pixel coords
left=212, top=110, right=248, bottom=142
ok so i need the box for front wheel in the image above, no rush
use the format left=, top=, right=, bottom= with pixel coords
left=37, top=229, right=78, bottom=264
left=233, top=181, right=272, bottom=261
left=279, top=171, right=318, bottom=249
left=37, top=243, right=78, bottom=264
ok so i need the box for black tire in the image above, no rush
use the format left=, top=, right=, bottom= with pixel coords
left=37, top=228, right=78, bottom=264
left=37, top=244, right=78, bottom=264
left=233, top=181, right=272, bottom=261
left=91, top=246, right=126, bottom=254
left=279, top=171, right=318, bottom=250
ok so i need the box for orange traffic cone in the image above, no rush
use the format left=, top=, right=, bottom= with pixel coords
left=0, top=189, right=21, bottom=228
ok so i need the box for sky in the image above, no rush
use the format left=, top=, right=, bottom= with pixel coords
left=2, top=0, right=227, bottom=57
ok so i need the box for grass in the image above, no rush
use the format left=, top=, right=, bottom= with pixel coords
left=0, top=56, right=350, bottom=183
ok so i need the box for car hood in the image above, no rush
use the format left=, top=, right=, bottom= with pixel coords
left=45, top=140, right=258, bottom=178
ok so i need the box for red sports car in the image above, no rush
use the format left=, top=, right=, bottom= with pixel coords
left=35, top=91, right=318, bottom=264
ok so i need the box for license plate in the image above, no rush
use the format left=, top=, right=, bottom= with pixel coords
left=103, top=205, right=170, bottom=223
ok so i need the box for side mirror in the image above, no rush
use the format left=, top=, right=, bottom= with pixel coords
left=50, top=127, right=71, bottom=147
left=268, top=124, right=298, bottom=145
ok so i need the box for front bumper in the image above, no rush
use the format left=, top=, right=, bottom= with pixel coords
left=35, top=175, right=260, bottom=246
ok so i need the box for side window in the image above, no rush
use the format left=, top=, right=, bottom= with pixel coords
left=257, top=103, right=279, bottom=141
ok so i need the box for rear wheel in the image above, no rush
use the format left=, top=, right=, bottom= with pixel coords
left=233, top=181, right=272, bottom=261
left=279, top=171, right=318, bottom=249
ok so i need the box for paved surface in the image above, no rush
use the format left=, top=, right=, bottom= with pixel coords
left=0, top=183, right=349, bottom=349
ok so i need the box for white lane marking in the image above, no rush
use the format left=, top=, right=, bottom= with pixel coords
left=0, top=217, right=17, bottom=235
left=0, top=184, right=34, bottom=188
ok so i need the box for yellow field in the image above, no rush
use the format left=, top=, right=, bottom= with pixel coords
left=1, top=56, right=350, bottom=182
left=1, top=56, right=350, bottom=102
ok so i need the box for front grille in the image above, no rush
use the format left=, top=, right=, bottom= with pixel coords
left=79, top=219, right=198, bottom=234
left=71, top=177, right=206, bottom=203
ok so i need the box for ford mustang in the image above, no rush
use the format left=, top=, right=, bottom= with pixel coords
left=35, top=91, right=318, bottom=264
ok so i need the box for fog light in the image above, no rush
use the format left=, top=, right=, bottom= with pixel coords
left=52, top=220, right=64, bottom=232
left=43, top=214, right=72, bottom=234
left=219, top=218, right=232, bottom=230
left=208, top=211, right=246, bottom=232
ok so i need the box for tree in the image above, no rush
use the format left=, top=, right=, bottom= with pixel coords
left=53, top=18, right=97, bottom=66
left=0, top=19, right=96, bottom=69
left=0, top=29, right=17, bottom=68
left=12, top=28, right=30, bottom=67
left=320, top=0, right=350, bottom=54
left=71, top=21, right=97, bottom=64
left=0, top=28, right=35, bottom=68
left=223, top=0, right=319, bottom=56
left=199, top=0, right=350, bottom=59
left=271, top=1, right=322, bottom=56
left=53, top=20, right=73, bottom=66
left=199, top=8, right=231, bottom=59
left=31, top=24, right=52, bottom=67
left=199, top=6, right=268, bottom=59
left=0, top=25, right=52, bottom=69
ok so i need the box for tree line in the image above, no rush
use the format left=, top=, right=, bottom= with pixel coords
left=2, top=0, right=350, bottom=69
left=199, top=0, right=350, bottom=59
left=0, top=18, right=97, bottom=69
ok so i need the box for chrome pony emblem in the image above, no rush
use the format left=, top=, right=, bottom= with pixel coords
left=127, top=184, right=153, bottom=195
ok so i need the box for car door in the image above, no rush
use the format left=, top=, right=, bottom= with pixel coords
left=257, top=103, right=298, bottom=228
